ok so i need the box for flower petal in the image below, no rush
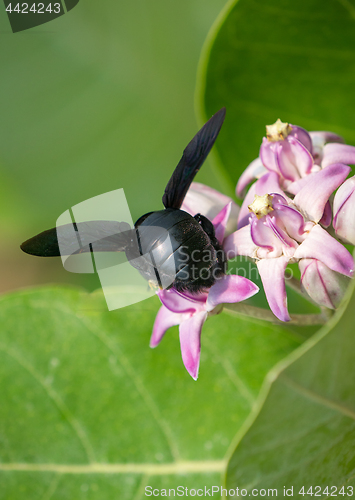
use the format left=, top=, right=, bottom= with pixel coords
left=293, top=163, right=350, bottom=223
left=299, top=258, right=350, bottom=309
left=150, top=305, right=182, bottom=347
left=277, top=137, right=313, bottom=181
left=212, top=202, right=231, bottom=245
left=224, top=225, right=257, bottom=260
left=236, top=157, right=267, bottom=197
left=310, top=131, right=344, bottom=164
left=319, top=200, right=332, bottom=228
left=179, top=311, right=207, bottom=380
left=286, top=168, right=321, bottom=196
left=260, top=138, right=280, bottom=173
left=310, top=131, right=344, bottom=145
left=322, top=143, right=355, bottom=168
left=182, top=182, right=239, bottom=235
left=289, top=125, right=313, bottom=153
left=256, top=171, right=286, bottom=197
left=293, top=225, right=354, bottom=278
left=260, top=130, right=313, bottom=181
left=272, top=204, right=306, bottom=242
left=251, top=215, right=285, bottom=257
left=333, top=176, right=355, bottom=244
left=206, top=274, right=259, bottom=311
left=158, top=288, right=207, bottom=314
left=257, top=255, right=290, bottom=322
left=333, top=175, right=355, bottom=216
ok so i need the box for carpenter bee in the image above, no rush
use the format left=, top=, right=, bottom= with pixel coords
left=21, top=108, right=227, bottom=294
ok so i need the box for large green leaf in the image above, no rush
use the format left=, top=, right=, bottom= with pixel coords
left=197, top=0, right=355, bottom=191
left=226, top=271, right=355, bottom=495
left=0, top=286, right=303, bottom=499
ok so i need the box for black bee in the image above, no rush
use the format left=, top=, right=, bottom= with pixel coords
left=21, top=108, right=227, bottom=294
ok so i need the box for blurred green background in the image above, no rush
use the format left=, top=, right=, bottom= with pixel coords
left=2, top=2, right=355, bottom=497
left=0, top=0, right=227, bottom=295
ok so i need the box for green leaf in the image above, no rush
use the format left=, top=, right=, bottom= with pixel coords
left=197, top=0, right=355, bottom=190
left=226, top=278, right=355, bottom=494
left=0, top=286, right=302, bottom=498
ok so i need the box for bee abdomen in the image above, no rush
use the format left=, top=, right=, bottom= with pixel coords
left=132, top=208, right=227, bottom=293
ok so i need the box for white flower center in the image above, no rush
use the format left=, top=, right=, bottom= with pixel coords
left=248, top=194, right=274, bottom=219
left=266, top=119, right=292, bottom=142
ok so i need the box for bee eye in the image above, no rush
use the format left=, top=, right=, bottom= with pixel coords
left=194, top=214, right=215, bottom=239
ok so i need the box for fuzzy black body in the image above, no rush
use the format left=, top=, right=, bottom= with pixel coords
left=130, top=208, right=227, bottom=293
left=20, top=108, right=227, bottom=295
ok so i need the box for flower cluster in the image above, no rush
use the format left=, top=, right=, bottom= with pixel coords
left=150, top=121, right=355, bottom=380
left=231, top=119, right=355, bottom=321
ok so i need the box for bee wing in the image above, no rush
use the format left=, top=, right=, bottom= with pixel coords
left=20, top=221, right=133, bottom=257
left=162, top=107, right=226, bottom=209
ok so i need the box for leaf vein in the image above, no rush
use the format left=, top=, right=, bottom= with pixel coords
left=203, top=336, right=256, bottom=407
left=231, top=412, right=335, bottom=460
left=40, top=473, right=62, bottom=500
left=0, top=461, right=226, bottom=475
left=133, top=473, right=150, bottom=500
left=282, top=375, right=355, bottom=421
left=78, top=317, right=181, bottom=461
left=239, top=429, right=352, bottom=488
left=0, top=343, right=96, bottom=464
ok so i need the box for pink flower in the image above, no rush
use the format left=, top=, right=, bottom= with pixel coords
left=226, top=167, right=353, bottom=322
left=151, top=274, right=258, bottom=380
left=236, top=119, right=350, bottom=200
left=150, top=184, right=258, bottom=380
left=259, top=120, right=315, bottom=185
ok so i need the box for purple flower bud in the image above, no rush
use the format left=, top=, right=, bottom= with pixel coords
left=299, top=258, right=350, bottom=309
left=260, top=120, right=315, bottom=184
left=333, top=176, right=355, bottom=245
